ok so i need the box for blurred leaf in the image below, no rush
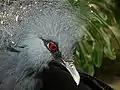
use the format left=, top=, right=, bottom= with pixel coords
left=70, top=0, right=120, bottom=75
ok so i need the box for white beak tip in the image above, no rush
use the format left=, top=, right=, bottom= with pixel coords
left=61, top=61, right=80, bottom=86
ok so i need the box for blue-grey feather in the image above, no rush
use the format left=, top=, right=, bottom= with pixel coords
left=0, top=0, right=84, bottom=90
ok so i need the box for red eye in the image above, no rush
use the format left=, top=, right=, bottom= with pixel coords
left=48, top=42, right=57, bottom=51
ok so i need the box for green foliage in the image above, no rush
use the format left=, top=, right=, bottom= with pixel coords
left=68, top=0, right=120, bottom=75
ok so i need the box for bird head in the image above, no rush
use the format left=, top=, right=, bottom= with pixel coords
left=0, top=0, right=84, bottom=89
left=13, top=1, right=84, bottom=85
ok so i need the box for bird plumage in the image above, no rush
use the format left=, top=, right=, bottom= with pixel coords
left=0, top=0, right=114, bottom=90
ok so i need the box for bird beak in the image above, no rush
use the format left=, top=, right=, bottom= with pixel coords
left=61, top=60, right=80, bottom=85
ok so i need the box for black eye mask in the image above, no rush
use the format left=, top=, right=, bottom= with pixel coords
left=40, top=37, right=62, bottom=59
